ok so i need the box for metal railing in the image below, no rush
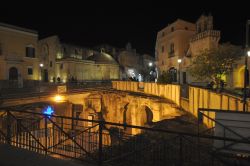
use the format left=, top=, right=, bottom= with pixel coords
left=0, top=109, right=250, bottom=165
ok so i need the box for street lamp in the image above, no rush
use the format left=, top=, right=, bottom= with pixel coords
left=177, top=59, right=182, bottom=84
left=148, top=62, right=153, bottom=67
left=39, top=63, right=43, bottom=92
left=243, top=20, right=250, bottom=112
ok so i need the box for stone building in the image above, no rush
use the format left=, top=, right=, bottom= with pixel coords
left=39, top=36, right=120, bottom=82
left=155, top=14, right=220, bottom=84
left=95, top=43, right=155, bottom=81
left=0, top=23, right=40, bottom=88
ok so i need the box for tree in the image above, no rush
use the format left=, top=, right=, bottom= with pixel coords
left=188, top=43, right=243, bottom=87
left=157, top=71, right=173, bottom=84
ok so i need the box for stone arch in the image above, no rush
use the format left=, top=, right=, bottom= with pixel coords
left=139, top=105, right=153, bottom=126
left=234, top=65, right=245, bottom=88
left=9, top=67, right=18, bottom=80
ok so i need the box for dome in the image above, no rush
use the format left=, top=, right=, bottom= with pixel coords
left=87, top=52, right=118, bottom=64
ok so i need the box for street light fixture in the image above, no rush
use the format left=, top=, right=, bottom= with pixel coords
left=177, top=58, right=182, bottom=84
left=177, top=59, right=182, bottom=63
left=243, top=20, right=250, bottom=112
left=39, top=63, right=44, bottom=92
left=39, top=63, right=44, bottom=68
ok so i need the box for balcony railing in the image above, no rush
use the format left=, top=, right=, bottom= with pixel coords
left=190, top=30, right=220, bottom=42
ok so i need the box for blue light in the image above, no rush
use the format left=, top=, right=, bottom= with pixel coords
left=43, top=106, right=54, bottom=117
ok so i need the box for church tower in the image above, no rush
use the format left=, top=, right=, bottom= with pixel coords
left=189, top=13, right=220, bottom=56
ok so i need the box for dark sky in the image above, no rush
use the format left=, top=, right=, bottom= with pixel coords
left=0, top=1, right=250, bottom=55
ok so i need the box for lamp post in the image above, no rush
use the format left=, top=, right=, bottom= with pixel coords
left=177, top=59, right=182, bottom=84
left=39, top=63, right=44, bottom=92
left=243, top=20, right=250, bottom=112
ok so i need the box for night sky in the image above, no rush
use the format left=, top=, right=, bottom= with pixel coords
left=1, top=1, right=250, bottom=55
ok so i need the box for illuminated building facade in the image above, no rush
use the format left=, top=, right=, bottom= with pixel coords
left=0, top=23, right=40, bottom=88
left=155, top=14, right=220, bottom=84
left=39, top=36, right=119, bottom=83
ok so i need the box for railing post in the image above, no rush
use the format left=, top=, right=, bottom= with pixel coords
left=98, top=121, right=103, bottom=166
left=6, top=110, right=11, bottom=145
left=44, top=116, right=48, bottom=155
left=179, top=135, right=183, bottom=166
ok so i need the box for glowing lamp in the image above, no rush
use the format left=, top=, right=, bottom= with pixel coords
left=248, top=51, right=250, bottom=57
left=54, top=95, right=64, bottom=102
left=43, top=106, right=54, bottom=117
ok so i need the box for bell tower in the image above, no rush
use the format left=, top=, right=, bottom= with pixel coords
left=189, top=13, right=220, bottom=56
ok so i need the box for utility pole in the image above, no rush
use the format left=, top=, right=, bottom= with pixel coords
left=243, top=20, right=250, bottom=112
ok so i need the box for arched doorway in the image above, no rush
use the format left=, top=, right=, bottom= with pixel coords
left=9, top=67, right=18, bottom=80
left=140, top=106, right=153, bottom=126
left=168, top=67, right=177, bottom=82
left=235, top=66, right=247, bottom=88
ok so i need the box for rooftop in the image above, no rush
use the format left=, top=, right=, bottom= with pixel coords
left=0, top=22, right=38, bottom=34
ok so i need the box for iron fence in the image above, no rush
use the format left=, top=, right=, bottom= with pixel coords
left=0, top=109, right=250, bottom=166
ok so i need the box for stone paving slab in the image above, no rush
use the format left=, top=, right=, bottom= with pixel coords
left=0, top=144, right=95, bottom=166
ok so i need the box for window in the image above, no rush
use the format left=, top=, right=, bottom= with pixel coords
left=185, top=27, right=188, bottom=30
left=50, top=61, right=53, bottom=67
left=26, top=46, right=35, bottom=58
left=169, top=43, right=175, bottom=56
left=161, top=46, right=164, bottom=53
left=27, top=67, right=33, bottom=75
left=60, top=64, right=63, bottom=69
left=162, top=61, right=164, bottom=65
left=162, top=32, right=165, bottom=37
left=171, top=27, right=174, bottom=32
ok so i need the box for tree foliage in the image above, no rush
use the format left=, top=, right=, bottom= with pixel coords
left=157, top=71, right=173, bottom=84
left=188, top=43, right=243, bottom=85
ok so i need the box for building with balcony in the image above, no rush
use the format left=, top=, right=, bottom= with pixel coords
left=155, top=14, right=220, bottom=84
left=0, top=23, right=39, bottom=88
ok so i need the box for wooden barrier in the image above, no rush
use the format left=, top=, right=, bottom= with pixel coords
left=112, top=81, right=180, bottom=106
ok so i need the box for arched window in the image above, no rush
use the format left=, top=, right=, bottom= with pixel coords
left=9, top=67, right=18, bottom=80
